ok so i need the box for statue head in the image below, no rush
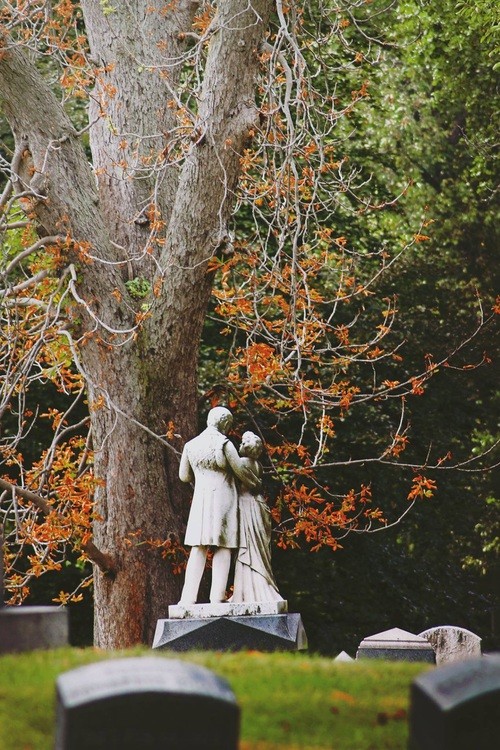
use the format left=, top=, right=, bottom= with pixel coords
left=239, top=431, right=263, bottom=459
left=206, top=406, right=233, bottom=435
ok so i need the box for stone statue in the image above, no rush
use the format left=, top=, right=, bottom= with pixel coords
left=178, top=407, right=259, bottom=605
left=231, top=432, right=284, bottom=603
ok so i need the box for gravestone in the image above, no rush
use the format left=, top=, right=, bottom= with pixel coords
left=0, top=529, right=68, bottom=653
left=334, top=651, right=354, bottom=663
left=55, top=656, right=239, bottom=750
left=409, top=654, right=500, bottom=750
left=0, top=605, right=68, bottom=653
left=356, top=627, right=435, bottom=662
left=419, top=625, right=482, bottom=666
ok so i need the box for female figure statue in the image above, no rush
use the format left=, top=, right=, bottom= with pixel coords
left=231, top=431, right=285, bottom=603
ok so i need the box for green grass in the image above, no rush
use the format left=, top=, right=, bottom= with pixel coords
left=0, top=648, right=432, bottom=750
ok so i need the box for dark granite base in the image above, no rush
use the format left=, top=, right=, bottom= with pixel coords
left=0, top=605, right=68, bottom=653
left=152, top=613, right=307, bottom=652
left=356, top=647, right=435, bottom=663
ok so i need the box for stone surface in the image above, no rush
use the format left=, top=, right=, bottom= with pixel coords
left=168, top=600, right=288, bottom=619
left=0, top=605, right=68, bottom=654
left=356, top=627, right=435, bottom=663
left=409, top=654, right=500, bottom=749
left=55, top=656, right=239, bottom=750
left=419, top=625, right=482, bottom=666
left=334, top=651, right=354, bottom=662
left=153, top=613, right=307, bottom=652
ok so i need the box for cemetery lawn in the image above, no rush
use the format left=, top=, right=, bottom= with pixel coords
left=0, top=648, right=432, bottom=750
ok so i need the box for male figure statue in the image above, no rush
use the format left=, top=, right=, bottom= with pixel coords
left=178, top=407, right=259, bottom=605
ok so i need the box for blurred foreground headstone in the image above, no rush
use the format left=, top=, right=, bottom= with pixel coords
left=55, top=657, right=239, bottom=750
left=409, top=654, right=500, bottom=749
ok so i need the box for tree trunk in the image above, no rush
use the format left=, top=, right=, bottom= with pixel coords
left=0, top=0, right=272, bottom=647
left=85, top=302, right=206, bottom=648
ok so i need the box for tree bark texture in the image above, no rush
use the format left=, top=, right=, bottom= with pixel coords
left=0, top=0, right=272, bottom=647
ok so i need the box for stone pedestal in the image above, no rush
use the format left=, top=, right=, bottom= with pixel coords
left=153, top=603, right=307, bottom=652
left=0, top=605, right=69, bottom=653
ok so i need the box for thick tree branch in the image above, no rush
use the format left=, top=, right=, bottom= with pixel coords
left=0, top=44, right=127, bottom=320
left=80, top=0, right=199, bottom=255
left=150, top=0, right=273, bottom=352
left=160, top=0, right=273, bottom=275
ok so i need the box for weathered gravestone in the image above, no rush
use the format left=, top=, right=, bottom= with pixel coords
left=409, top=654, right=500, bottom=750
left=419, top=625, right=482, bottom=666
left=356, top=627, right=435, bottom=662
left=55, top=657, right=239, bottom=750
left=0, top=529, right=68, bottom=653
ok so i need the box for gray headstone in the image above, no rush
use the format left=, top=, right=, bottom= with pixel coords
left=55, top=657, right=239, bottom=750
left=409, top=654, right=500, bottom=749
left=419, top=625, right=482, bottom=666
left=356, top=627, right=435, bottom=662
left=1, top=532, right=68, bottom=653
left=0, top=605, right=68, bottom=653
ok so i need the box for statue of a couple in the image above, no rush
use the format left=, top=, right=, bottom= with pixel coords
left=178, top=406, right=284, bottom=606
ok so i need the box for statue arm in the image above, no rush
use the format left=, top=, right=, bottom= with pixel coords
left=179, top=447, right=194, bottom=483
left=224, top=441, right=261, bottom=492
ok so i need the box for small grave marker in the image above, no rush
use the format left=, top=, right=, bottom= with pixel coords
left=409, top=654, right=500, bottom=749
left=356, top=627, right=435, bottom=662
left=334, top=651, right=354, bottom=662
left=55, top=657, right=239, bottom=750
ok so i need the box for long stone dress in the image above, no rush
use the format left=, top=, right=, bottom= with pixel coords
left=231, top=457, right=284, bottom=603
left=180, top=426, right=239, bottom=549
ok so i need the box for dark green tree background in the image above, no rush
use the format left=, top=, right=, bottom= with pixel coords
left=267, top=0, right=499, bottom=654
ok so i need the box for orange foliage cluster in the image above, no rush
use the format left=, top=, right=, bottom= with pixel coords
left=407, top=474, right=437, bottom=502
left=3, top=436, right=101, bottom=604
left=272, top=481, right=384, bottom=552
left=205, top=221, right=445, bottom=549
left=0, top=229, right=92, bottom=602
left=1, top=1, right=93, bottom=98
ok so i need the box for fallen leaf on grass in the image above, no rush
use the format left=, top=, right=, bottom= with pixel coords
left=330, top=689, right=356, bottom=704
